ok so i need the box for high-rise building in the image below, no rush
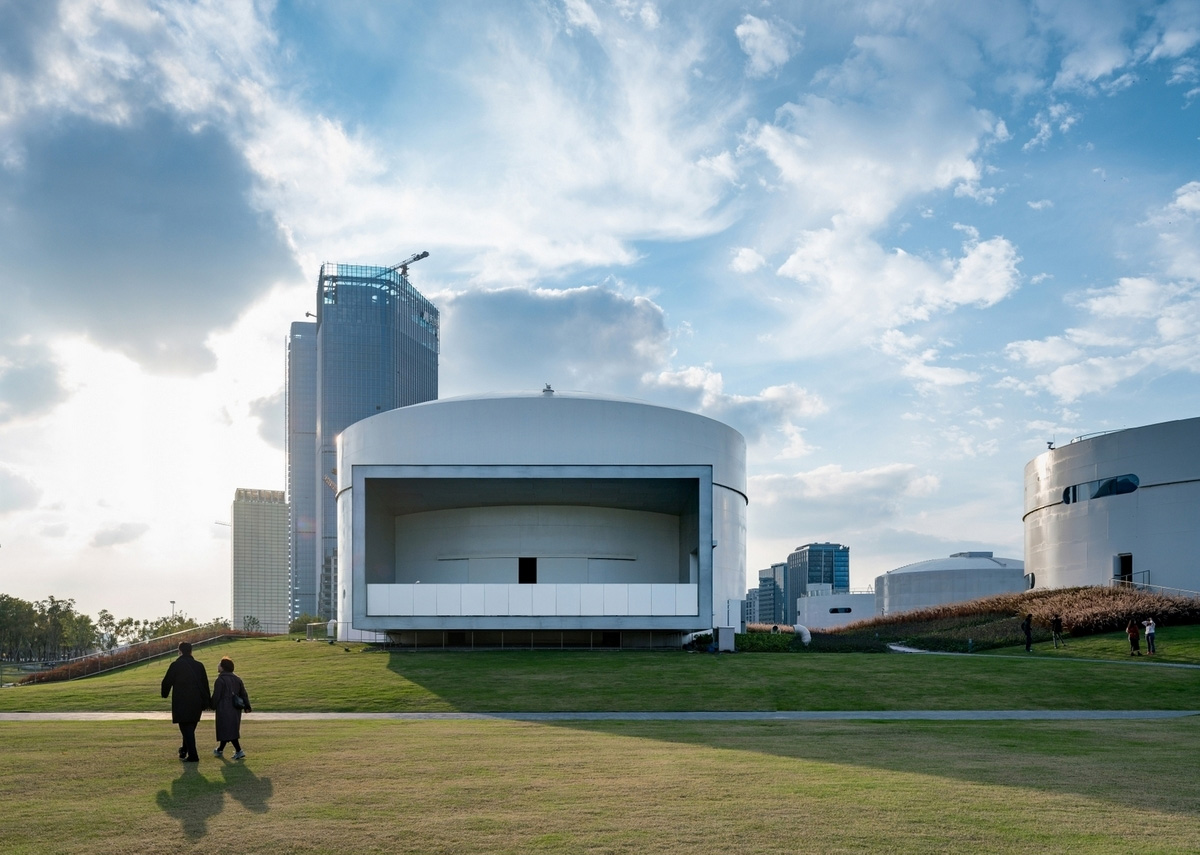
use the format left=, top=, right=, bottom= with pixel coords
left=286, top=260, right=439, bottom=620
left=787, top=542, right=850, bottom=600
left=756, top=562, right=789, bottom=624
left=286, top=322, right=317, bottom=619
left=231, top=488, right=290, bottom=634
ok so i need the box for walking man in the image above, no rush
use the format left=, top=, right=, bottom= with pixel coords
left=161, top=641, right=211, bottom=762
left=1050, top=614, right=1066, bottom=648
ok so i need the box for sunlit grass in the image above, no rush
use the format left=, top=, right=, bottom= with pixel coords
left=1, top=636, right=1197, bottom=713
left=2, top=718, right=1199, bottom=854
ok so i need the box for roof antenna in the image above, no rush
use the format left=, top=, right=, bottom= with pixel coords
left=542, top=384, right=554, bottom=396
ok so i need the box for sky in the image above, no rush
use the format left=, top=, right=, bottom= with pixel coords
left=1, top=0, right=1198, bottom=624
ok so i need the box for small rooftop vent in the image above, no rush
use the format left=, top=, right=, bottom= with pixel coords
left=949, top=551, right=993, bottom=558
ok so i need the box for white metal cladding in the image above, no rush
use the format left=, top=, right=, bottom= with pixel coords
left=335, top=392, right=747, bottom=637
left=1023, top=416, right=1200, bottom=593
left=366, top=583, right=698, bottom=616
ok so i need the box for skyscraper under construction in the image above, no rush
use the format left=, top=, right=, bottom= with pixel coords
left=286, top=256, right=439, bottom=620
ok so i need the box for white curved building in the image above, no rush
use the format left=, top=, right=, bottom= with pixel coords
left=875, top=552, right=1026, bottom=616
left=1024, top=417, right=1200, bottom=593
left=334, top=390, right=747, bottom=647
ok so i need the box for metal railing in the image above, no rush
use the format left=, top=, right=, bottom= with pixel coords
left=8, top=623, right=255, bottom=685
left=1109, top=578, right=1200, bottom=600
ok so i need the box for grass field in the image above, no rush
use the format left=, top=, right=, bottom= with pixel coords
left=3, top=717, right=1199, bottom=854
left=3, top=636, right=1199, bottom=853
left=2, top=635, right=1199, bottom=713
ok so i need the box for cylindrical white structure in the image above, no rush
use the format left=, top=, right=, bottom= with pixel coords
left=335, top=392, right=746, bottom=642
left=1024, top=417, right=1200, bottom=593
left=875, top=553, right=1026, bottom=616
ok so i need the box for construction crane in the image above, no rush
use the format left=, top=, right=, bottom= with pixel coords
left=385, top=251, right=429, bottom=277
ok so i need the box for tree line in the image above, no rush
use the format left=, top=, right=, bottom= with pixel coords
left=0, top=593, right=226, bottom=663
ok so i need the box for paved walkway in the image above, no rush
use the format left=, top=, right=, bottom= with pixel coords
left=2, top=710, right=1196, bottom=722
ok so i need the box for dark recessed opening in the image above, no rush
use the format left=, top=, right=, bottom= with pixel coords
left=518, top=556, right=537, bottom=584
left=600, top=631, right=620, bottom=648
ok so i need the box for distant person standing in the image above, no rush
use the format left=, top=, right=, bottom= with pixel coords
left=161, top=641, right=211, bottom=762
left=1050, top=614, right=1066, bottom=649
left=1021, top=614, right=1033, bottom=653
left=1126, top=620, right=1142, bottom=656
left=1142, top=618, right=1157, bottom=655
left=212, top=656, right=251, bottom=760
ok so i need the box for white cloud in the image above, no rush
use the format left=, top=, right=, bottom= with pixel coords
left=772, top=227, right=1020, bottom=359
left=563, top=0, right=603, bottom=36
left=1027, top=198, right=1054, bottom=210
left=90, top=522, right=150, bottom=548
left=730, top=247, right=766, bottom=273
left=0, top=465, right=40, bottom=513
left=735, top=15, right=798, bottom=78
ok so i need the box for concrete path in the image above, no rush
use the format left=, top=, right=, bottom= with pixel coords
left=2, top=710, right=1196, bottom=722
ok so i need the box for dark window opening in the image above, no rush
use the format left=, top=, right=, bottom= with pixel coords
left=1063, top=474, right=1139, bottom=505
left=829, top=607, right=852, bottom=614
left=518, top=556, right=537, bottom=584
left=599, top=631, right=620, bottom=648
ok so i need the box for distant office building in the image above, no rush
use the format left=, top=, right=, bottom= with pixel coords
left=757, top=562, right=788, bottom=624
left=875, top=552, right=1025, bottom=616
left=1024, top=417, right=1200, bottom=594
left=286, top=322, right=317, bottom=619
left=286, top=260, right=440, bottom=620
left=231, top=489, right=290, bottom=634
left=787, top=542, right=850, bottom=599
left=743, top=586, right=760, bottom=625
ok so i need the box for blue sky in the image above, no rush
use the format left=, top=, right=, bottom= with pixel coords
left=1, top=0, right=1198, bottom=622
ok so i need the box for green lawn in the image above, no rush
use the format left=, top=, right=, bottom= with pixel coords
left=990, top=623, right=1200, bottom=663
left=2, top=636, right=1199, bottom=713
left=2, top=717, right=1198, bottom=854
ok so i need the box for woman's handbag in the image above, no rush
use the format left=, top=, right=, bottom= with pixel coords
left=233, top=693, right=247, bottom=710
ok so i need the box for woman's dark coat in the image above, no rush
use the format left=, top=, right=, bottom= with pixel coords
left=212, top=670, right=250, bottom=742
left=160, top=653, right=211, bottom=724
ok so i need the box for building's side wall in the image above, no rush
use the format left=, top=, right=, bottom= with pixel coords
left=877, top=567, right=1027, bottom=615
left=387, top=505, right=681, bottom=584
left=796, top=592, right=876, bottom=629
left=1024, top=418, right=1200, bottom=593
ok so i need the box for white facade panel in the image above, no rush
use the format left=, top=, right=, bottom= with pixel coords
left=628, top=585, right=653, bottom=615
left=508, top=584, right=533, bottom=615
left=532, top=584, right=557, bottom=615
left=676, top=585, right=698, bottom=616
left=484, top=584, right=509, bottom=615
left=603, top=584, right=629, bottom=615
left=556, top=584, right=582, bottom=616
left=580, top=584, right=605, bottom=615
left=651, top=584, right=675, bottom=615
left=461, top=584, right=487, bottom=616
left=413, top=584, right=437, bottom=615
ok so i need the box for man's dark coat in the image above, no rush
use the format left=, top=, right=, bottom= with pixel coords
left=161, top=653, right=211, bottom=723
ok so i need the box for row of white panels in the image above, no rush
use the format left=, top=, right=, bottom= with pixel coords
left=366, top=583, right=699, bottom=617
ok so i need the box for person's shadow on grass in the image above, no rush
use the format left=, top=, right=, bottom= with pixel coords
left=154, top=763, right=226, bottom=840
left=218, top=757, right=274, bottom=814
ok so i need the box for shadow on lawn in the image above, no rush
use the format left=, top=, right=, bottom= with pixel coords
left=549, top=717, right=1200, bottom=819
left=154, top=760, right=273, bottom=839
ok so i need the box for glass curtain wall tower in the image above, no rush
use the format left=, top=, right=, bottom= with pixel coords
left=286, top=322, right=318, bottom=618
left=786, top=542, right=851, bottom=602
left=313, top=262, right=439, bottom=619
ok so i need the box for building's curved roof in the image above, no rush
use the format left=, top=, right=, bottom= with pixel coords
left=883, top=553, right=1024, bottom=575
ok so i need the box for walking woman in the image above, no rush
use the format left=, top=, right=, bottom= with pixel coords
left=1125, top=620, right=1142, bottom=656
left=212, top=656, right=252, bottom=759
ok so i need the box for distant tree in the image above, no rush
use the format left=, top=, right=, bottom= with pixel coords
left=289, top=613, right=321, bottom=633
left=243, top=615, right=262, bottom=632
